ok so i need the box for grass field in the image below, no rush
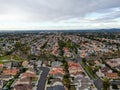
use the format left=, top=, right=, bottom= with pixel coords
left=0, top=55, right=26, bottom=63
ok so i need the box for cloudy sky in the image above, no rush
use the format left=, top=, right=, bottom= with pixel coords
left=0, top=0, right=120, bottom=30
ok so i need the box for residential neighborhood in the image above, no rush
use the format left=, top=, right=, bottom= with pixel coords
left=0, top=31, right=120, bottom=90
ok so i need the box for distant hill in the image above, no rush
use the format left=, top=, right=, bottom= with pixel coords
left=0, top=28, right=120, bottom=33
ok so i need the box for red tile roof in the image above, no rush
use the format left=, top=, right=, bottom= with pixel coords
left=94, top=60, right=100, bottom=65
left=63, top=47, right=69, bottom=52
left=50, top=67, right=65, bottom=75
left=0, top=64, right=3, bottom=67
left=3, top=69, right=19, bottom=76
left=106, top=73, right=118, bottom=78
left=68, top=61, right=82, bottom=68
left=21, top=72, right=36, bottom=78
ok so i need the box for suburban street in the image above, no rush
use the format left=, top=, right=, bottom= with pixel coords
left=76, top=57, right=103, bottom=90
left=37, top=67, right=50, bottom=90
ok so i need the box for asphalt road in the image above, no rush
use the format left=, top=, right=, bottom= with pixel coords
left=94, top=79, right=103, bottom=90
left=37, top=67, right=50, bottom=90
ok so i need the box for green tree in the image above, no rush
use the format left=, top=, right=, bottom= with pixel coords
left=103, top=78, right=110, bottom=90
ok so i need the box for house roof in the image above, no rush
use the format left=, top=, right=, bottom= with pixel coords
left=101, top=67, right=110, bottom=73
left=52, top=61, right=62, bottom=67
left=21, top=77, right=30, bottom=81
left=106, top=73, right=118, bottom=78
left=4, top=62, right=12, bottom=67
left=94, top=60, right=100, bottom=65
left=12, top=62, right=21, bottom=67
left=63, top=47, right=69, bottom=52
left=3, top=69, right=19, bottom=76
left=106, top=61, right=118, bottom=67
left=68, top=61, right=82, bottom=69
left=48, top=85, right=65, bottom=90
left=14, top=84, right=33, bottom=90
left=50, top=67, right=65, bottom=75
left=0, top=64, right=3, bottom=67
left=52, top=81, right=63, bottom=86
left=0, top=74, right=12, bottom=79
left=51, top=78, right=62, bottom=84
left=21, top=72, right=36, bottom=78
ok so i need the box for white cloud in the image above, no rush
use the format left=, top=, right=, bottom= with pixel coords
left=0, top=0, right=120, bottom=30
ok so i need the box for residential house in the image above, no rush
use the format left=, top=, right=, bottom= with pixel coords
left=106, top=61, right=118, bottom=68
left=49, top=67, right=65, bottom=79
left=13, top=84, right=33, bottom=90
left=14, top=77, right=32, bottom=86
left=48, top=85, right=65, bottom=90
left=51, top=61, right=62, bottom=67
left=4, top=62, right=12, bottom=69
left=68, top=61, right=83, bottom=76
left=3, top=69, right=19, bottom=76
left=12, top=62, right=21, bottom=68
left=0, top=64, right=3, bottom=69
left=20, top=69, right=36, bottom=79
left=94, top=60, right=101, bottom=66
left=101, top=67, right=112, bottom=74
left=36, top=61, right=42, bottom=67
left=48, top=80, right=65, bottom=90
left=63, top=47, right=72, bottom=57
left=105, top=73, right=118, bottom=79
left=73, top=75, right=93, bottom=90
left=0, top=75, right=13, bottom=81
